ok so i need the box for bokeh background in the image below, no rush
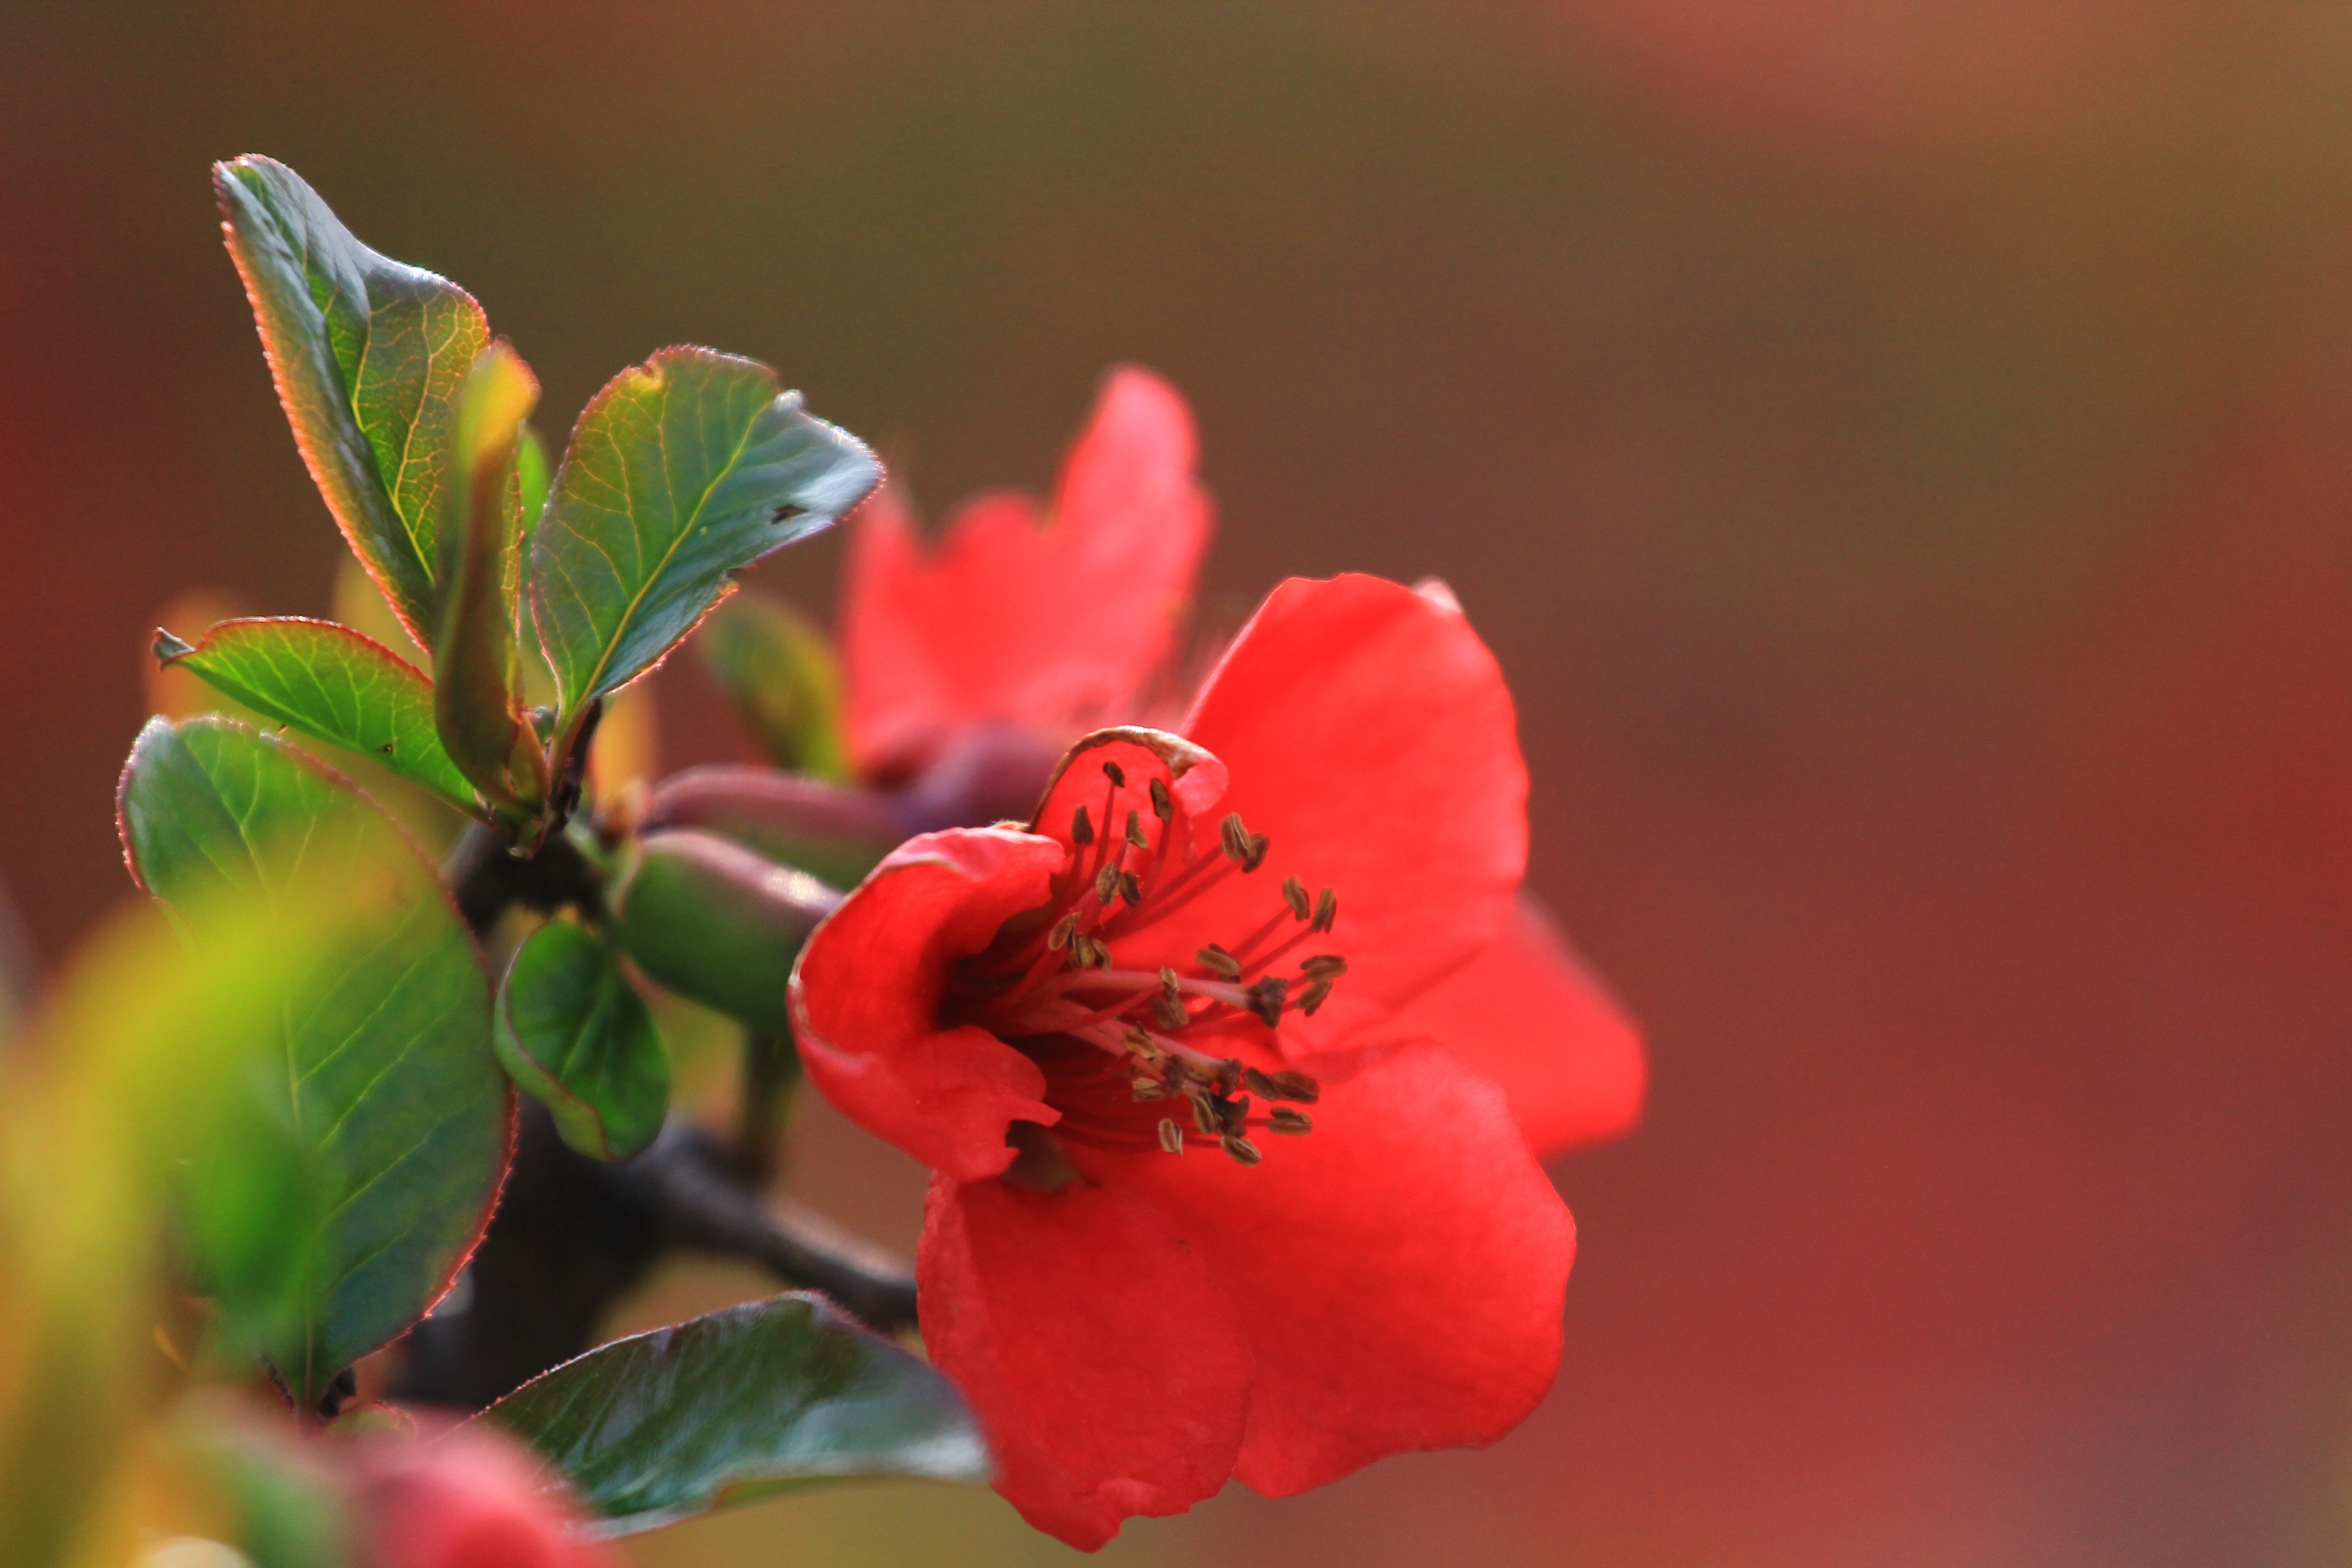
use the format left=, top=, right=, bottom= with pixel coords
left=5, top=3, right=2351, bottom=1563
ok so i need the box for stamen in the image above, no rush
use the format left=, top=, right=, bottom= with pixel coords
left=1155, top=994, right=1190, bottom=1031
left=1281, top=877, right=1311, bottom=921
left=1297, top=979, right=1333, bottom=1015
left=1217, top=1094, right=1251, bottom=1136
left=1125, top=809, right=1148, bottom=848
left=1218, top=813, right=1269, bottom=871
left=1046, top=911, right=1079, bottom=951
left=1132, top=1078, right=1166, bottom=1101
left=1220, top=1134, right=1263, bottom=1167
left=1189, top=1093, right=1221, bottom=1138
left=1102, top=760, right=1127, bottom=788
left=1118, top=871, right=1144, bottom=908
left=1094, top=863, right=1121, bottom=905
left=1158, top=1118, right=1185, bottom=1154
left=1244, top=976, right=1288, bottom=1026
left=1243, top=1066, right=1321, bottom=1104
left=1299, top=954, right=1348, bottom=979
left=1197, top=944, right=1242, bottom=981
left=1269, top=1108, right=1313, bottom=1135
left=1311, top=887, right=1338, bottom=933
left=1149, top=777, right=1173, bottom=821
left=1072, top=805, right=1094, bottom=846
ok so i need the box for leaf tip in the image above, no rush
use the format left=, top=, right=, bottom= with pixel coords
left=152, top=626, right=195, bottom=665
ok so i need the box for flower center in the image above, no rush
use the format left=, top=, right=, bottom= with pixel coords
left=945, top=757, right=1346, bottom=1167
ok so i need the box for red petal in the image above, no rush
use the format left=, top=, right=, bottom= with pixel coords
left=918, top=1172, right=1251, bottom=1549
left=1083, top=1039, right=1575, bottom=1497
left=1381, top=893, right=1647, bottom=1158
left=1161, top=575, right=1528, bottom=1057
left=789, top=829, right=1064, bottom=1181
left=840, top=368, right=1212, bottom=777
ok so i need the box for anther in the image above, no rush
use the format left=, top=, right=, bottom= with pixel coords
left=1242, top=1067, right=1320, bottom=1104
left=1125, top=809, right=1148, bottom=848
left=1046, top=911, right=1079, bottom=951
left=1310, top=887, right=1338, bottom=933
left=1072, top=805, right=1094, bottom=846
left=1122, top=1027, right=1159, bottom=1058
left=1297, top=980, right=1333, bottom=1015
left=1281, top=877, right=1311, bottom=920
left=1269, top=1107, right=1314, bottom=1135
left=1219, top=813, right=1251, bottom=865
left=1300, top=954, right=1348, bottom=980
left=1190, top=1093, right=1221, bottom=1138
left=1132, top=1078, right=1166, bottom=1101
left=1149, top=777, right=1173, bottom=821
left=1217, top=1095, right=1251, bottom=1135
left=1102, top=760, right=1127, bottom=787
left=1220, top=1134, right=1263, bottom=1167
left=1154, top=994, right=1190, bottom=1032
left=1118, top=870, right=1144, bottom=907
left=1197, top=944, right=1242, bottom=981
left=1095, top=863, right=1121, bottom=905
left=1244, top=976, right=1288, bottom=1027
left=1158, top=1118, right=1185, bottom=1155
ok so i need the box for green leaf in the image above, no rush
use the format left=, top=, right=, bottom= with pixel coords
left=117, top=716, right=511, bottom=1406
left=517, top=423, right=552, bottom=540
left=696, top=590, right=852, bottom=780
left=152, top=615, right=480, bottom=815
left=434, top=342, right=549, bottom=827
left=216, top=155, right=489, bottom=647
left=495, top=920, right=670, bottom=1161
left=609, top=830, right=839, bottom=1034
left=480, top=1293, right=989, bottom=1536
left=529, top=348, right=878, bottom=756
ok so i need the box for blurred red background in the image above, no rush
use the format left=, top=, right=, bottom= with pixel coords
left=3, top=3, right=2348, bottom=1563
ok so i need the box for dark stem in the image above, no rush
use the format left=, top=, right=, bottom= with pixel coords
left=393, top=824, right=917, bottom=1413
left=732, top=1028, right=801, bottom=1185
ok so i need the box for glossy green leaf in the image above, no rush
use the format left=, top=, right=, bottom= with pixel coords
left=529, top=348, right=879, bottom=757
left=495, top=920, right=670, bottom=1161
left=117, top=716, right=511, bottom=1406
left=482, top=1293, right=989, bottom=1536
left=216, top=155, right=488, bottom=647
left=610, top=830, right=840, bottom=1034
left=696, top=590, right=852, bottom=780
left=152, top=616, right=479, bottom=814
left=434, top=342, right=548, bottom=826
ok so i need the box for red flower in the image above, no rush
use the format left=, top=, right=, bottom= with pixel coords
left=353, top=1425, right=615, bottom=1568
left=792, top=573, right=1592, bottom=1547
left=840, top=366, right=1212, bottom=783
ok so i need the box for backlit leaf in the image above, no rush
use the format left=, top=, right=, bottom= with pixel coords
left=481, top=1293, right=989, bottom=1536
left=433, top=342, right=548, bottom=826
left=216, top=155, right=488, bottom=646
left=495, top=920, right=670, bottom=1161
left=696, top=590, right=852, bottom=780
left=529, top=348, right=878, bottom=760
left=153, top=616, right=479, bottom=814
left=116, top=717, right=512, bottom=1406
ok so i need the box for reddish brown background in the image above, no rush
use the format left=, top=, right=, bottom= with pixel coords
left=4, top=3, right=2349, bottom=1563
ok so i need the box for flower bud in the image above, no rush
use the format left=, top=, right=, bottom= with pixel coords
left=609, top=829, right=842, bottom=1033
left=641, top=765, right=904, bottom=889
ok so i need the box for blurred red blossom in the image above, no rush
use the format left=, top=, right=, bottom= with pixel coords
left=351, top=1424, right=615, bottom=1568
left=792, top=573, right=1625, bottom=1545
left=839, top=365, right=1212, bottom=806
